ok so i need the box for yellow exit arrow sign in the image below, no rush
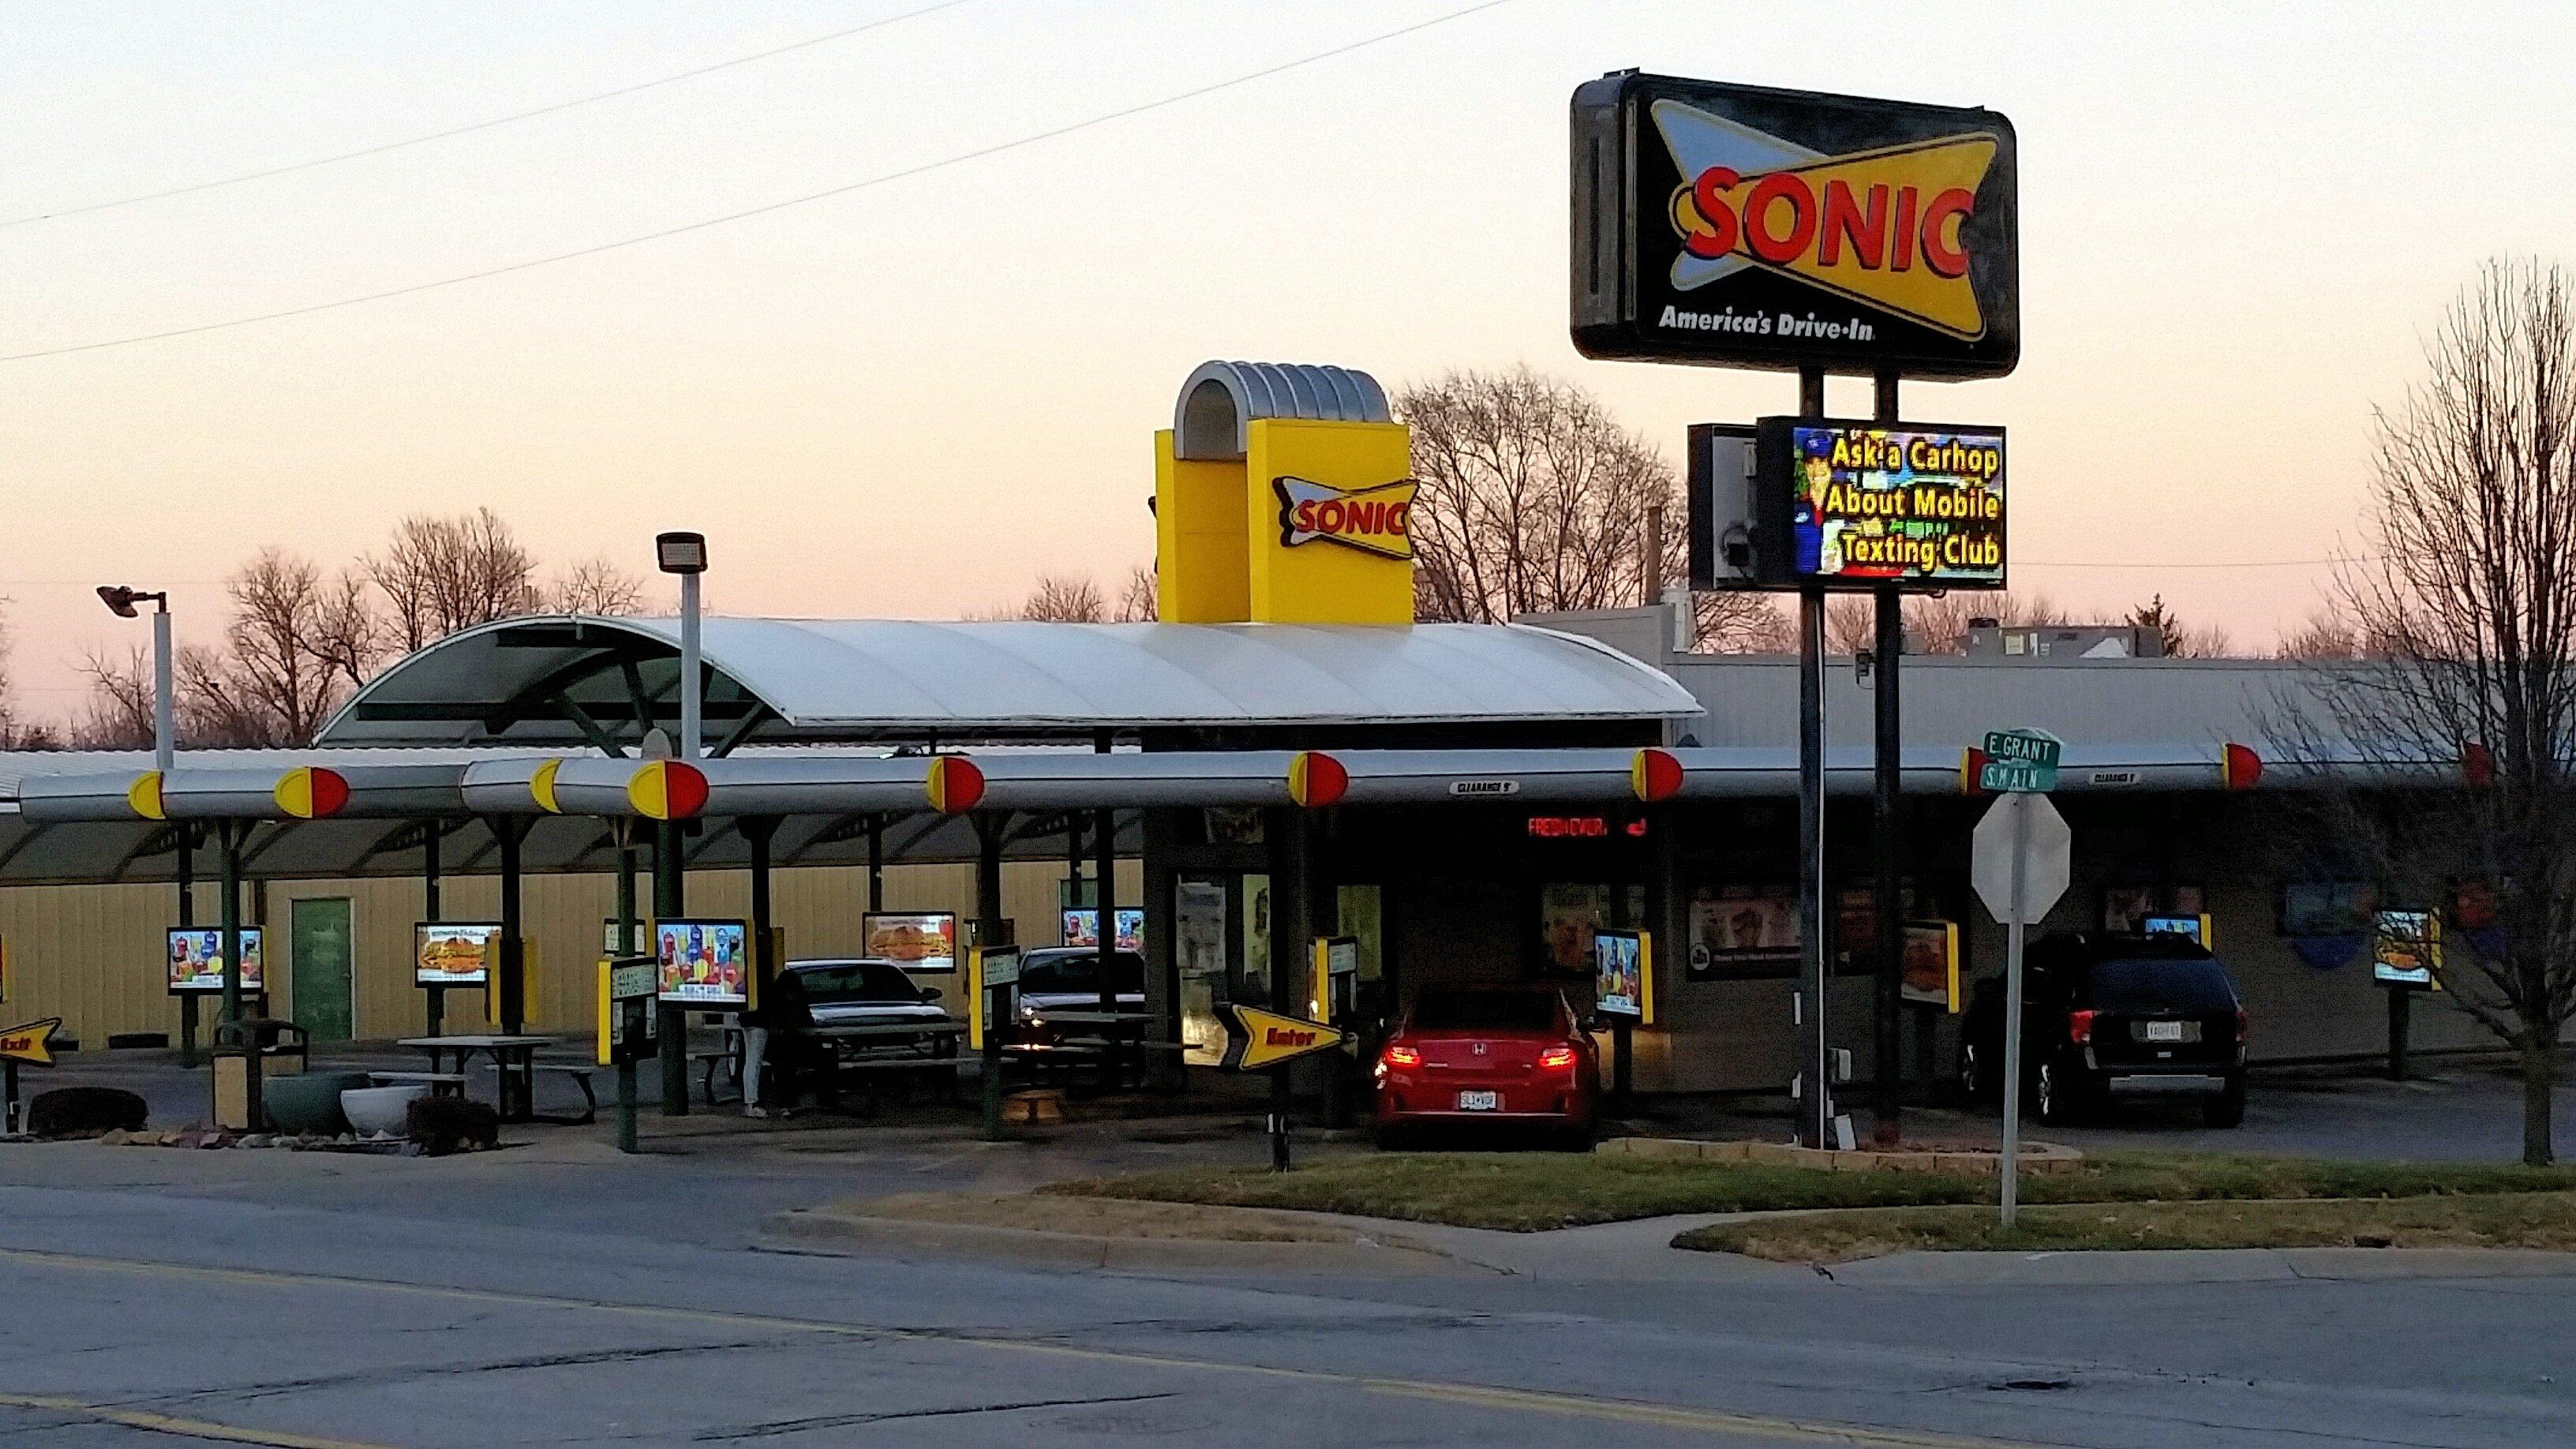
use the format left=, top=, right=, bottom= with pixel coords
left=0, top=1018, right=62, bottom=1067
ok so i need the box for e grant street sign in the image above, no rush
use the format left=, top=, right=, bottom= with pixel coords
left=1979, top=728, right=2061, bottom=793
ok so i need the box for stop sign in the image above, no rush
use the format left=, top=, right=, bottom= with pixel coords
left=1972, top=792, right=2071, bottom=925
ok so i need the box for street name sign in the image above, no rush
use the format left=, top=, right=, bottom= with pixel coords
left=1979, top=728, right=2061, bottom=793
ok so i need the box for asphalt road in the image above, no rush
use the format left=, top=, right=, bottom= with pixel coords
left=6, top=1054, right=2574, bottom=1447
left=2, top=1105, right=2574, bottom=1449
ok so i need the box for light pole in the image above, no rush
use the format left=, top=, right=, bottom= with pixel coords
left=655, top=533, right=706, bottom=762
left=96, top=586, right=173, bottom=773
left=651, top=533, right=706, bottom=1117
left=102, top=585, right=197, bottom=1059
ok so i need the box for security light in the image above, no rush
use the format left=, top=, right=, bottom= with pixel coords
left=654, top=532, right=708, bottom=575
left=96, top=584, right=166, bottom=618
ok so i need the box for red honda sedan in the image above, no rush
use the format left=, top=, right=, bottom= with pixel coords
left=1373, top=987, right=1600, bottom=1148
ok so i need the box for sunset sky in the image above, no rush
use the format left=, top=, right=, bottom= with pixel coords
left=5, top=1, right=2573, bottom=719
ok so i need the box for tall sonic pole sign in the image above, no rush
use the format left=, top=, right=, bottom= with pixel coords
left=1573, top=73, right=2020, bottom=1149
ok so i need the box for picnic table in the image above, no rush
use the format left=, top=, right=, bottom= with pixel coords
left=1013, top=1010, right=1167, bottom=1092
left=396, top=1035, right=557, bottom=1123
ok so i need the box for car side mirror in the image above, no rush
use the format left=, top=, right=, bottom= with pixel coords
left=921, top=987, right=943, bottom=1003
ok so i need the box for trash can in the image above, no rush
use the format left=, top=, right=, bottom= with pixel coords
left=209, top=1018, right=309, bottom=1132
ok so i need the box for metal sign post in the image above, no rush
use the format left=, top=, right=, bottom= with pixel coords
left=1215, top=1002, right=1349, bottom=1171
left=1971, top=782, right=2071, bottom=1226
left=0, top=1017, right=63, bottom=1134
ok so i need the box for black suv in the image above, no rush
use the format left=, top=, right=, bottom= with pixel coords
left=1956, top=932, right=2249, bottom=1127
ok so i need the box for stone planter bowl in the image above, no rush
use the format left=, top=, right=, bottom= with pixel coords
left=339, top=1084, right=430, bottom=1137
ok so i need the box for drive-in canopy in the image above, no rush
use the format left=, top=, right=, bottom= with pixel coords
left=315, top=616, right=1704, bottom=748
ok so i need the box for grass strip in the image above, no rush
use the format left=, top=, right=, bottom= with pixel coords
left=1672, top=1191, right=2576, bottom=1261
left=1044, top=1149, right=2576, bottom=1234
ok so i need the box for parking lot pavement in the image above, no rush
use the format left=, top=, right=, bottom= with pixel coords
left=1621, top=1059, right=2574, bottom=1163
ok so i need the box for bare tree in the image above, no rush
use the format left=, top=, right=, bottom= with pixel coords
left=1115, top=563, right=1157, bottom=623
left=2275, top=605, right=2397, bottom=661
left=2277, top=259, right=2576, bottom=1165
left=1399, top=367, right=1682, bottom=623
left=73, top=645, right=159, bottom=748
left=370, top=508, right=538, bottom=652
left=547, top=556, right=648, bottom=616
left=1693, top=593, right=1790, bottom=653
left=1018, top=574, right=1108, bottom=623
left=188, top=549, right=374, bottom=746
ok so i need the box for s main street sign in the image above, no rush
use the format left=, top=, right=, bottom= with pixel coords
left=1571, top=73, right=2020, bottom=379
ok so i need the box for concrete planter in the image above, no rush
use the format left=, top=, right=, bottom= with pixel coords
left=339, top=1084, right=430, bottom=1137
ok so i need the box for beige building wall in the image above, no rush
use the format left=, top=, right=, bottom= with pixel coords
left=2, top=859, right=1141, bottom=1046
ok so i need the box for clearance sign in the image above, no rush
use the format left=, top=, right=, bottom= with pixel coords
left=1571, top=73, right=2020, bottom=380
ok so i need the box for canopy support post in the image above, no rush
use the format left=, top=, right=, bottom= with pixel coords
left=655, top=820, right=687, bottom=1116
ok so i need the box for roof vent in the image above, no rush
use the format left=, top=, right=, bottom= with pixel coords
left=1173, top=361, right=1391, bottom=462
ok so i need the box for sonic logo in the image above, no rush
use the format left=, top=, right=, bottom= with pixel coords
left=1274, top=476, right=1416, bottom=560
left=1653, top=99, right=1998, bottom=340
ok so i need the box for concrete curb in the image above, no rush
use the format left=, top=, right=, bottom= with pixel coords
left=1599, top=1135, right=2084, bottom=1175
left=760, top=1204, right=1476, bottom=1275
left=1822, top=1245, right=2576, bottom=1286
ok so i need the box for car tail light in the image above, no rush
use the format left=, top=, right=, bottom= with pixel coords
left=2067, top=1009, right=2096, bottom=1045
left=1538, top=1045, right=1578, bottom=1070
left=2235, top=1009, right=2249, bottom=1045
left=1383, top=1045, right=1421, bottom=1068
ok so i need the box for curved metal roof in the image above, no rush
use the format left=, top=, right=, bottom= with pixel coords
left=315, top=617, right=1702, bottom=747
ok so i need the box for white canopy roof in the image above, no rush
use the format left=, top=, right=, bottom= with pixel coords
left=316, top=617, right=1702, bottom=747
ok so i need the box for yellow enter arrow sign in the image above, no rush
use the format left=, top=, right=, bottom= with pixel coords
left=1219, top=1004, right=1348, bottom=1073
left=0, top=1018, right=62, bottom=1067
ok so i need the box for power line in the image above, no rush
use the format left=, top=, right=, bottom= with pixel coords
left=0, top=0, right=976, bottom=229
left=1, top=0, right=1518, bottom=365
left=2016, top=556, right=2364, bottom=569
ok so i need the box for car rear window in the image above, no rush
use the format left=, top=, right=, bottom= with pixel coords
left=1410, top=991, right=1559, bottom=1032
left=791, top=962, right=919, bottom=1004
left=1017, top=950, right=1147, bottom=996
left=2087, top=957, right=2237, bottom=1013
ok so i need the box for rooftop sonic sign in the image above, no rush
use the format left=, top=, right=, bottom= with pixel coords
left=1571, top=73, right=2019, bottom=379
left=1275, top=475, right=1416, bottom=560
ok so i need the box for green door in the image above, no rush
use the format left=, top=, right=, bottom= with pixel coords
left=290, top=897, right=355, bottom=1042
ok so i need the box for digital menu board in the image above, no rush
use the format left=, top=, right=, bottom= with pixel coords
left=863, top=912, right=957, bottom=973
left=1061, top=908, right=1144, bottom=953
left=655, top=919, right=750, bottom=1008
left=168, top=927, right=263, bottom=996
left=1593, top=929, right=1647, bottom=1020
left=2373, top=911, right=2439, bottom=989
left=1756, top=419, right=2005, bottom=590
left=415, top=922, right=499, bottom=987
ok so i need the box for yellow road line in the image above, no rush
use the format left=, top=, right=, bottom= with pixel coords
left=0, top=1391, right=398, bottom=1449
left=0, top=1246, right=2049, bottom=1448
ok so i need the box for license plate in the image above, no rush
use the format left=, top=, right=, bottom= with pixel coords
left=2144, top=1020, right=2186, bottom=1043
left=1456, top=1090, right=1500, bottom=1111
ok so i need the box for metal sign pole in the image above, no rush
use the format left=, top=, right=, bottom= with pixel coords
left=1870, top=367, right=1904, bottom=1146
left=614, top=820, right=640, bottom=1155
left=2000, top=795, right=2028, bottom=1226
left=1795, top=367, right=1831, bottom=1150
left=175, top=826, right=197, bottom=1069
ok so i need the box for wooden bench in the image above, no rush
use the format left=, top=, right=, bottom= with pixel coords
left=366, top=1070, right=466, bottom=1097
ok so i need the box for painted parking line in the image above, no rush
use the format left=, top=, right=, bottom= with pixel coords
left=0, top=1246, right=2052, bottom=1448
